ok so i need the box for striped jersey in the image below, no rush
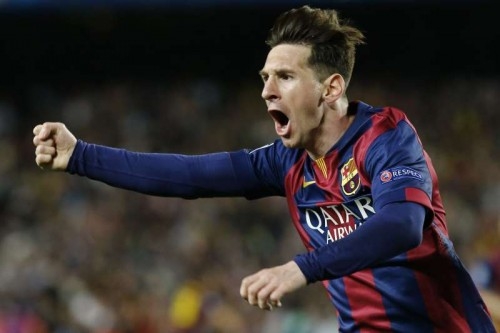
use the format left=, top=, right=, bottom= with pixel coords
left=68, top=101, right=496, bottom=332
left=242, top=101, right=495, bottom=331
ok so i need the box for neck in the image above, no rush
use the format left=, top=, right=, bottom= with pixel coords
left=306, top=99, right=354, bottom=160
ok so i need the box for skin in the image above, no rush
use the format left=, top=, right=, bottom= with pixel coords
left=33, top=122, right=76, bottom=171
left=260, top=43, right=354, bottom=160
left=32, top=43, right=356, bottom=311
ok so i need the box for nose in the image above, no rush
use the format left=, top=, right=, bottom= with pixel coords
left=261, top=77, right=279, bottom=102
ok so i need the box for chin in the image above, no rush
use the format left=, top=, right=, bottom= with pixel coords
left=280, top=137, right=299, bottom=149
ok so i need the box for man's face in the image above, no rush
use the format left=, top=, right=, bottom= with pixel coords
left=260, top=44, right=325, bottom=149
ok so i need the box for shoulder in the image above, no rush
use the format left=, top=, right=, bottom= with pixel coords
left=351, top=102, right=420, bottom=161
left=369, top=107, right=409, bottom=128
left=249, top=139, right=302, bottom=156
left=348, top=101, right=413, bottom=141
left=248, top=139, right=305, bottom=169
left=352, top=100, right=408, bottom=120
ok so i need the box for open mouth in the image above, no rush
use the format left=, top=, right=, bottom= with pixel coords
left=269, top=110, right=289, bottom=127
left=269, top=110, right=290, bottom=136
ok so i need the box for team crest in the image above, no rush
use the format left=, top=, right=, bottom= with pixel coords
left=341, top=158, right=360, bottom=196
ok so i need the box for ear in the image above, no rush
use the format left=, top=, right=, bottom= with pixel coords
left=322, top=73, right=345, bottom=103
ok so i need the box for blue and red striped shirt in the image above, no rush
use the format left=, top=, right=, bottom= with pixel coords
left=68, top=101, right=496, bottom=332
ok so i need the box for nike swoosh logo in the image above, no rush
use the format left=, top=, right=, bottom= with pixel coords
left=302, top=179, right=316, bottom=188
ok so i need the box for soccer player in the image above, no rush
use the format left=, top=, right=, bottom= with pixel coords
left=33, top=5, right=496, bottom=332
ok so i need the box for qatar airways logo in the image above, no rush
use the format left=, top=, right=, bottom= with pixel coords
left=303, top=196, right=375, bottom=244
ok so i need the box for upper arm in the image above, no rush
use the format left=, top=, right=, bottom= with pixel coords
left=358, top=119, right=435, bottom=225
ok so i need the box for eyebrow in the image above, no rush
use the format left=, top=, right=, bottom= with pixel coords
left=258, top=68, right=294, bottom=77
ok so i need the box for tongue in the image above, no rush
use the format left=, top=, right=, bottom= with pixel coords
left=275, top=121, right=290, bottom=137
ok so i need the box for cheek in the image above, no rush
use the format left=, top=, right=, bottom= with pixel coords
left=289, top=83, right=322, bottom=124
left=293, top=107, right=322, bottom=134
left=300, top=95, right=322, bottom=120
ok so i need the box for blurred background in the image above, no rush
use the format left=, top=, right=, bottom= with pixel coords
left=0, top=0, right=499, bottom=332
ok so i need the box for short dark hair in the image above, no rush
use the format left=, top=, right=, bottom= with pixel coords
left=266, top=6, right=365, bottom=86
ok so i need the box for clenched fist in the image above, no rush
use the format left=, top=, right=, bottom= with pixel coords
left=33, top=122, right=77, bottom=171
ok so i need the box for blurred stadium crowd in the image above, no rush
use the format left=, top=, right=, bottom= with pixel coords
left=0, top=74, right=499, bottom=332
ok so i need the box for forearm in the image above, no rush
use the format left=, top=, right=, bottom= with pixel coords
left=67, top=140, right=263, bottom=198
left=294, top=202, right=426, bottom=283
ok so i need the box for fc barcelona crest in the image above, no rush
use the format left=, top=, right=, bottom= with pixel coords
left=341, top=158, right=360, bottom=196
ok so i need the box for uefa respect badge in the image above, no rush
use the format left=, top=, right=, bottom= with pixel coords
left=380, top=166, right=423, bottom=184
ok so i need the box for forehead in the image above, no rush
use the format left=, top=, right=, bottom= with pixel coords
left=261, top=44, right=312, bottom=74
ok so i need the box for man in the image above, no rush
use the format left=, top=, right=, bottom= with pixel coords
left=33, top=5, right=495, bottom=332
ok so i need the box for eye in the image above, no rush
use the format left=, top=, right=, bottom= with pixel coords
left=279, top=73, right=291, bottom=80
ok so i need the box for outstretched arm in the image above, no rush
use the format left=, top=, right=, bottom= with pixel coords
left=33, top=122, right=278, bottom=199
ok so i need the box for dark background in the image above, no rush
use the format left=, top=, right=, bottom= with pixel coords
left=1, top=0, right=498, bottom=85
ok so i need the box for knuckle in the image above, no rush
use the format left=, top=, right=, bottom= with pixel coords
left=257, top=289, right=269, bottom=300
left=247, top=285, right=258, bottom=296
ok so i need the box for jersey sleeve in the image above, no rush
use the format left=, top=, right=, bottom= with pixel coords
left=361, top=117, right=434, bottom=224
left=67, top=140, right=284, bottom=199
left=245, top=141, right=288, bottom=197
left=294, top=201, right=426, bottom=282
